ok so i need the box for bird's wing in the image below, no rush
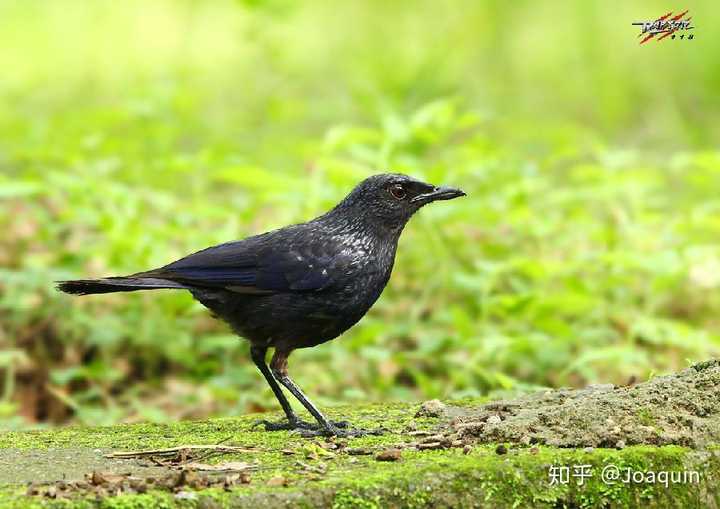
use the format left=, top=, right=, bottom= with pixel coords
left=143, top=230, right=350, bottom=294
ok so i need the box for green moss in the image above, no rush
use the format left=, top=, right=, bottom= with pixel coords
left=637, top=408, right=656, bottom=427
left=2, top=445, right=719, bottom=508
left=0, top=401, right=438, bottom=451
left=1, top=401, right=719, bottom=508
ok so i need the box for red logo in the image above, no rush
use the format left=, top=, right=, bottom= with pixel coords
left=632, top=10, right=695, bottom=44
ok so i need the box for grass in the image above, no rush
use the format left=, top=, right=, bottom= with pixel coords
left=0, top=0, right=719, bottom=428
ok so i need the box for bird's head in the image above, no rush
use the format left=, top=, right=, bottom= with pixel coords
left=332, top=173, right=466, bottom=233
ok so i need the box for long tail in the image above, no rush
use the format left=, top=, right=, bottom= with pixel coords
left=57, top=276, right=188, bottom=295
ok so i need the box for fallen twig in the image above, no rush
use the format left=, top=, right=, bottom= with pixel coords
left=105, top=445, right=257, bottom=460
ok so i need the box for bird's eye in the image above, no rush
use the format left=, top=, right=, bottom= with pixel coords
left=389, top=184, right=406, bottom=200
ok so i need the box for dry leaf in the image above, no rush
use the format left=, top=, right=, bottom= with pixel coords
left=182, top=461, right=253, bottom=472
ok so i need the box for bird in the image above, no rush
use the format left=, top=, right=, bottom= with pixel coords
left=58, top=173, right=465, bottom=436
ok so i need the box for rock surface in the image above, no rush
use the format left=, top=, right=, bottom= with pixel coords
left=451, top=360, right=720, bottom=449
left=1, top=360, right=719, bottom=508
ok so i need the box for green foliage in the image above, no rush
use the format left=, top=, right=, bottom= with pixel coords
left=0, top=1, right=719, bottom=427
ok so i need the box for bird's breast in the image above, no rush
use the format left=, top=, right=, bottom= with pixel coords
left=333, top=238, right=397, bottom=308
left=239, top=229, right=400, bottom=348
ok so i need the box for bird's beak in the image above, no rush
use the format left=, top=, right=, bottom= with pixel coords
left=410, top=185, right=466, bottom=205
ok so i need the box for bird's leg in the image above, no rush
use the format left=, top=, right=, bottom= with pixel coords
left=270, top=349, right=375, bottom=437
left=250, top=346, right=307, bottom=431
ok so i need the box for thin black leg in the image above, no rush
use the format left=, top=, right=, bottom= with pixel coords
left=269, top=349, right=362, bottom=437
left=250, top=346, right=298, bottom=425
left=272, top=370, right=335, bottom=432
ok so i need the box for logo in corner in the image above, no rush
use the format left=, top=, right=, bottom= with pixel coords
left=632, top=10, right=695, bottom=44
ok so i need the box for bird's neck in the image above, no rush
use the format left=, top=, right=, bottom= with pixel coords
left=318, top=205, right=407, bottom=245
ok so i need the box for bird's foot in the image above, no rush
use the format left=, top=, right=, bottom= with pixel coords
left=253, top=418, right=382, bottom=438
left=252, top=419, right=302, bottom=432
left=297, top=422, right=385, bottom=438
left=253, top=418, right=349, bottom=432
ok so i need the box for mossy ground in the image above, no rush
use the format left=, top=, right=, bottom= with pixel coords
left=1, top=395, right=720, bottom=509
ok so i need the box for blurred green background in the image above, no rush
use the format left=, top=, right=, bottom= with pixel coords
left=1, top=0, right=719, bottom=429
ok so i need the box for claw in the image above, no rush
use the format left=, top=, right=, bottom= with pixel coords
left=297, top=425, right=385, bottom=438
left=252, top=419, right=300, bottom=431
left=251, top=419, right=267, bottom=430
left=252, top=418, right=384, bottom=437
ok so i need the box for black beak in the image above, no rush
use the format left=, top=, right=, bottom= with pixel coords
left=410, top=185, right=466, bottom=205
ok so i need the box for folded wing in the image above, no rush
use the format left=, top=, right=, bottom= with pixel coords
left=141, top=231, right=348, bottom=294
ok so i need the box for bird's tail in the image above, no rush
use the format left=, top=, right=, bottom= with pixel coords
left=56, top=276, right=187, bottom=295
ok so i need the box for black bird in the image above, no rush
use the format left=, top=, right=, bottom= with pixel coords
left=58, top=174, right=465, bottom=436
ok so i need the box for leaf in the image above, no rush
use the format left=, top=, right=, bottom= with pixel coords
left=183, top=462, right=253, bottom=472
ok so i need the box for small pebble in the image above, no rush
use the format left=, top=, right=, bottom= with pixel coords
left=415, top=399, right=446, bottom=418
left=174, top=491, right=197, bottom=501
left=486, top=415, right=502, bottom=425
left=375, top=448, right=402, bottom=462
left=129, top=479, right=147, bottom=494
left=266, top=476, right=288, bottom=487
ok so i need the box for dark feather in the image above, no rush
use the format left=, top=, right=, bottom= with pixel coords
left=57, top=277, right=187, bottom=295
left=142, top=229, right=347, bottom=294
